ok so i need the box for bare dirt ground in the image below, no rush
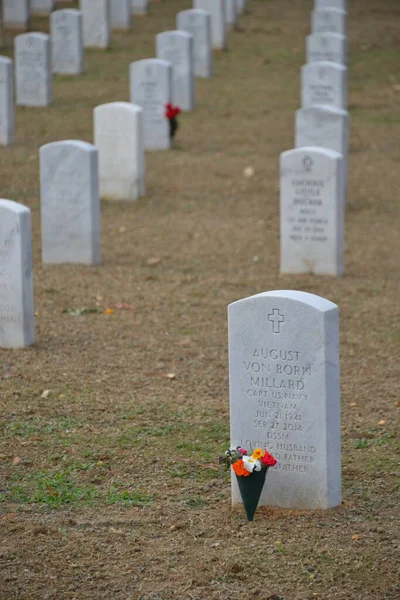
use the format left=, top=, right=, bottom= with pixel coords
left=1, top=0, right=399, bottom=599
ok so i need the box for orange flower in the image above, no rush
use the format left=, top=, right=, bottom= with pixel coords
left=232, top=459, right=250, bottom=477
left=252, top=448, right=264, bottom=460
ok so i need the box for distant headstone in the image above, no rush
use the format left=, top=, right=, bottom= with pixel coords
left=31, top=0, right=55, bottom=15
left=129, top=58, right=172, bottom=151
left=80, top=0, right=110, bottom=49
left=15, top=33, right=52, bottom=107
left=131, top=0, right=148, bottom=15
left=228, top=289, right=341, bottom=509
left=225, top=0, right=237, bottom=29
left=307, top=33, right=347, bottom=65
left=280, top=147, right=344, bottom=276
left=312, top=9, right=347, bottom=36
left=0, top=57, right=14, bottom=146
left=156, top=31, right=195, bottom=112
left=94, top=102, right=145, bottom=201
left=315, top=0, right=347, bottom=9
left=111, top=0, right=131, bottom=30
left=40, top=140, right=101, bottom=265
left=296, top=105, right=349, bottom=202
left=0, top=199, right=34, bottom=348
left=301, top=61, right=347, bottom=109
left=51, top=10, right=85, bottom=75
left=177, top=9, right=212, bottom=78
left=3, top=0, right=31, bottom=30
left=236, top=0, right=247, bottom=15
left=194, top=0, right=226, bottom=50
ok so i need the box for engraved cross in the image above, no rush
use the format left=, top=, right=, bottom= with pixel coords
left=268, top=309, right=285, bottom=334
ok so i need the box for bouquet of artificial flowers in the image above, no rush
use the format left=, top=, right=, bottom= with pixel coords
left=220, top=446, right=277, bottom=521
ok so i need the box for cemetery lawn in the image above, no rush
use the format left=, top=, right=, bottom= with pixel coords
left=1, top=1, right=399, bottom=599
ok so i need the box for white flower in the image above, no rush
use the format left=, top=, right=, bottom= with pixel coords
left=242, top=456, right=262, bottom=473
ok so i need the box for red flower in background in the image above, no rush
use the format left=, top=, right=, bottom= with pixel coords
left=165, top=103, right=181, bottom=119
left=261, top=451, right=277, bottom=467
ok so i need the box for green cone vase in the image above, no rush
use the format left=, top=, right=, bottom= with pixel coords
left=236, top=468, right=268, bottom=521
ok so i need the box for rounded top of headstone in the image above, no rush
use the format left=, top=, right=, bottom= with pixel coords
left=0, top=199, right=30, bottom=215
left=229, top=290, right=338, bottom=313
left=40, top=140, right=97, bottom=153
left=178, top=8, right=209, bottom=17
left=94, top=101, right=143, bottom=115
left=157, top=30, right=193, bottom=40
left=281, top=146, right=343, bottom=161
left=130, top=57, right=172, bottom=70
left=0, top=56, right=13, bottom=66
left=16, top=32, right=50, bottom=42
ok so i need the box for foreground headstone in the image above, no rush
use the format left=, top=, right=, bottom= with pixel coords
left=131, top=0, right=148, bottom=15
left=301, top=61, right=347, bottom=109
left=177, top=9, right=212, bottom=78
left=51, top=10, right=85, bottom=75
left=228, top=289, right=341, bottom=509
left=0, top=199, right=34, bottom=348
left=315, top=0, right=347, bottom=9
left=312, top=9, right=347, bottom=36
left=40, top=141, right=101, bottom=264
left=307, top=33, right=347, bottom=64
left=129, top=59, right=172, bottom=150
left=111, top=0, right=131, bottom=30
left=194, top=0, right=226, bottom=50
left=80, top=0, right=110, bottom=49
left=0, top=58, right=15, bottom=146
left=225, top=0, right=237, bottom=29
left=296, top=105, right=349, bottom=202
left=3, top=0, right=31, bottom=30
left=15, top=33, right=52, bottom=107
left=94, top=102, right=145, bottom=201
left=156, top=31, right=195, bottom=112
left=31, top=0, right=55, bottom=15
left=280, top=147, right=344, bottom=276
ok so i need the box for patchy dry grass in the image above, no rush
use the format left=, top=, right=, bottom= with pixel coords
left=0, top=0, right=399, bottom=599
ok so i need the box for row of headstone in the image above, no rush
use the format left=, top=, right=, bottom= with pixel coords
left=228, top=0, right=343, bottom=515
left=2, top=0, right=148, bottom=32
left=279, top=0, right=349, bottom=277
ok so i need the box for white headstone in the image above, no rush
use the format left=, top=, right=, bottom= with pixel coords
left=129, top=58, right=172, bottom=151
left=194, top=0, right=226, bottom=50
left=312, top=9, right=347, bottom=36
left=225, top=0, right=237, bottom=29
left=0, top=199, right=34, bottom=348
left=280, top=147, right=344, bottom=276
left=301, top=61, right=347, bottom=109
left=3, top=0, right=31, bottom=30
left=40, top=140, right=101, bottom=265
left=111, top=0, right=131, bottom=30
left=228, top=289, right=341, bottom=509
left=236, top=0, right=247, bottom=16
left=15, top=33, right=52, bottom=107
left=177, top=9, right=213, bottom=79
left=156, top=31, right=195, bottom=112
left=94, top=102, right=145, bottom=201
left=315, top=0, right=347, bottom=10
left=131, top=0, right=148, bottom=15
left=296, top=105, right=349, bottom=203
left=307, top=33, right=347, bottom=65
left=31, top=0, right=55, bottom=15
left=80, top=0, right=110, bottom=49
left=51, top=10, right=85, bottom=75
left=0, top=57, right=14, bottom=146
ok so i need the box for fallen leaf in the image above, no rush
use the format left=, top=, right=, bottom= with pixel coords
left=378, top=420, right=387, bottom=426
left=147, top=257, right=161, bottom=266
left=119, top=226, right=126, bottom=233
left=395, top=401, right=400, bottom=407
left=12, top=457, right=21, bottom=465
left=104, top=308, right=115, bottom=315
left=110, top=528, right=125, bottom=535
left=96, top=295, right=103, bottom=301
left=166, top=373, right=176, bottom=380
left=244, top=166, right=254, bottom=178
left=350, top=402, right=358, bottom=407
left=351, top=535, right=360, bottom=541
left=41, top=390, right=50, bottom=399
